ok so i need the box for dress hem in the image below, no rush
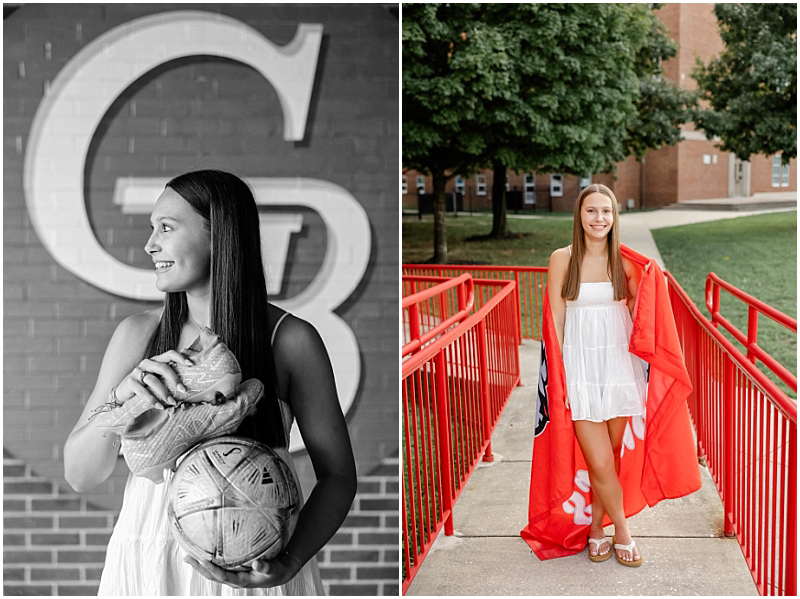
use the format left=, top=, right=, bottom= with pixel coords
left=571, top=411, right=643, bottom=423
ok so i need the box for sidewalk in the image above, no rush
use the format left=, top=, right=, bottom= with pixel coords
left=405, top=341, right=759, bottom=596
left=617, top=198, right=796, bottom=269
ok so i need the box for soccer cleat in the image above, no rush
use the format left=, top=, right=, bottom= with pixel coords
left=93, top=329, right=264, bottom=483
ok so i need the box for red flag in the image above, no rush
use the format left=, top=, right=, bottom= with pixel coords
left=521, top=245, right=701, bottom=559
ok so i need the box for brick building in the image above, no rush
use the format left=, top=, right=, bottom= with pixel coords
left=403, top=3, right=796, bottom=213
left=4, top=4, right=398, bottom=595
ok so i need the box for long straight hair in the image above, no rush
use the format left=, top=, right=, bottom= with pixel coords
left=561, top=183, right=629, bottom=302
left=144, top=170, right=286, bottom=448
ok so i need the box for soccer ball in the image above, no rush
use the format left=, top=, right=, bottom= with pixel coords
left=167, top=436, right=299, bottom=570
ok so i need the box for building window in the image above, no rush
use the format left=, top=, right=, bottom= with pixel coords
left=476, top=174, right=487, bottom=196
left=579, top=174, right=592, bottom=189
left=505, top=175, right=510, bottom=192
left=524, top=174, right=535, bottom=205
left=416, top=175, right=426, bottom=194
left=455, top=176, right=465, bottom=195
left=773, top=154, right=789, bottom=187
left=402, top=176, right=407, bottom=195
left=550, top=174, right=563, bottom=197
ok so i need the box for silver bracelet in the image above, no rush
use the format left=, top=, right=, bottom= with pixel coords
left=281, top=551, right=302, bottom=570
left=88, top=386, right=125, bottom=421
left=110, top=386, right=124, bottom=407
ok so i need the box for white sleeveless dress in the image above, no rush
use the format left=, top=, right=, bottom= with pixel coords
left=562, top=282, right=648, bottom=422
left=98, top=314, right=325, bottom=596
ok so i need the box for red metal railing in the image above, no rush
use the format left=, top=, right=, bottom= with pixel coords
left=668, top=271, right=797, bottom=596
left=705, top=272, right=797, bottom=393
left=402, top=274, right=474, bottom=357
left=402, top=277, right=520, bottom=593
left=403, top=264, right=547, bottom=340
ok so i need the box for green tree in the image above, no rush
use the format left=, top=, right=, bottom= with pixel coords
left=478, top=3, right=648, bottom=237
left=486, top=4, right=693, bottom=234
left=692, top=3, right=796, bottom=164
left=403, top=3, right=513, bottom=262
left=404, top=4, right=693, bottom=257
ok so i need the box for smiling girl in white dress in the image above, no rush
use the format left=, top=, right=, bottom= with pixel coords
left=546, top=183, right=647, bottom=567
left=64, top=170, right=356, bottom=594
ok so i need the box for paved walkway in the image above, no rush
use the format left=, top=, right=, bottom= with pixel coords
left=405, top=344, right=758, bottom=596
left=404, top=201, right=793, bottom=595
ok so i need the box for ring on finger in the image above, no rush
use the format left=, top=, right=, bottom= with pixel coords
left=139, top=370, right=149, bottom=385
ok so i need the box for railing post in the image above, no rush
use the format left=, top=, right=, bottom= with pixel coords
left=433, top=351, right=455, bottom=536
left=401, top=484, right=410, bottom=588
left=409, top=304, right=421, bottom=351
left=477, top=320, right=494, bottom=462
left=746, top=305, right=758, bottom=365
left=513, top=271, right=523, bottom=343
left=706, top=277, right=721, bottom=328
left=456, top=279, right=466, bottom=313
left=723, top=356, right=735, bottom=536
left=787, top=428, right=797, bottom=596
left=438, top=292, right=447, bottom=338
left=695, top=316, right=706, bottom=464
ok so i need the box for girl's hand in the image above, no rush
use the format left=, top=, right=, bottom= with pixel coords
left=115, top=350, right=193, bottom=409
left=565, top=392, right=570, bottom=410
left=183, top=553, right=301, bottom=589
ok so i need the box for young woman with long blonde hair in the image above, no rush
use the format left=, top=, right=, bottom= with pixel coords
left=546, top=183, right=646, bottom=566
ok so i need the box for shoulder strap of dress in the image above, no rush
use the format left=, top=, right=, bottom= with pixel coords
left=568, top=244, right=572, bottom=256
left=271, top=312, right=290, bottom=345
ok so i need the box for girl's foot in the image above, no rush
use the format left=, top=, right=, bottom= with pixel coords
left=587, top=525, right=610, bottom=558
left=612, top=533, right=642, bottom=566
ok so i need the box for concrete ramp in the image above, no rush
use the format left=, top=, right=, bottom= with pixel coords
left=406, top=340, right=758, bottom=596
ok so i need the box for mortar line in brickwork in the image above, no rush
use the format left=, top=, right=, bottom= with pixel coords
left=3, top=471, right=53, bottom=480
left=355, top=493, right=398, bottom=498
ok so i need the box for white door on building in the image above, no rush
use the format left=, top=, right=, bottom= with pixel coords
left=524, top=174, right=535, bottom=205
left=729, top=155, right=750, bottom=197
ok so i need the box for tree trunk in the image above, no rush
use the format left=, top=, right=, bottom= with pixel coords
left=432, top=170, right=447, bottom=263
left=490, top=160, right=508, bottom=238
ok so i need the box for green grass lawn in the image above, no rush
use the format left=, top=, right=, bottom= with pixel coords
left=403, top=211, right=797, bottom=396
left=652, top=211, right=796, bottom=397
left=402, top=214, right=573, bottom=265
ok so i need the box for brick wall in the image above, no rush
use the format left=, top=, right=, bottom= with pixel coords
left=750, top=153, right=797, bottom=194
left=678, top=141, right=730, bottom=201
left=320, top=458, right=399, bottom=596
left=3, top=448, right=398, bottom=596
left=676, top=4, right=725, bottom=93
left=4, top=3, right=398, bottom=595
left=607, top=155, right=641, bottom=210
left=4, top=449, right=115, bottom=596
left=656, top=4, right=681, bottom=85
left=643, top=144, right=680, bottom=208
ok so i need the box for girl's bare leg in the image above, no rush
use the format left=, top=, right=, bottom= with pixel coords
left=589, top=417, right=626, bottom=552
left=574, top=418, right=640, bottom=562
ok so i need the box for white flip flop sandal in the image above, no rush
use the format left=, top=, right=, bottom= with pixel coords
left=612, top=535, right=643, bottom=567
left=588, top=537, right=612, bottom=562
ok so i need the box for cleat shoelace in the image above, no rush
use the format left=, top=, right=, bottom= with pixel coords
left=92, top=328, right=264, bottom=483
